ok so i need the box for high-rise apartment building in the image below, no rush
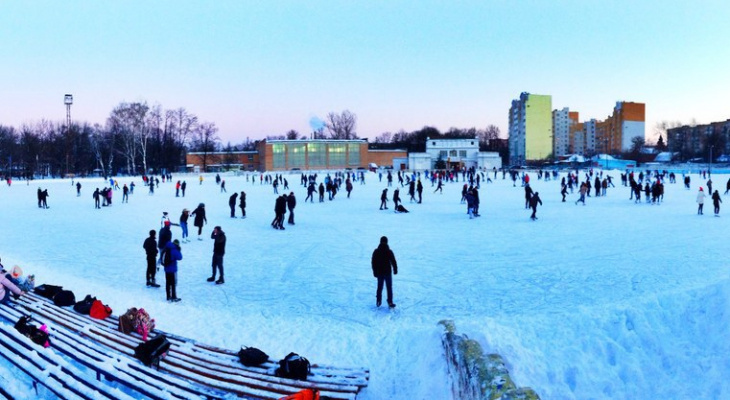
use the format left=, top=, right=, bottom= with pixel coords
left=596, top=102, right=645, bottom=153
left=508, top=92, right=553, bottom=164
left=553, top=108, right=579, bottom=157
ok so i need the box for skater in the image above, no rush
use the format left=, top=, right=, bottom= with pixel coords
left=40, top=189, right=49, bottom=208
left=576, top=183, right=587, bottom=205
left=158, top=220, right=173, bottom=264
left=181, top=181, right=187, bottom=197
left=287, top=192, right=296, bottom=225
left=408, top=180, right=416, bottom=203
left=191, top=203, right=207, bottom=240
left=371, top=236, right=398, bottom=308
left=417, top=180, right=423, bottom=203
left=697, top=187, right=705, bottom=215
left=143, top=230, right=160, bottom=287
left=524, top=184, right=533, bottom=209
left=392, top=188, right=401, bottom=209
left=272, top=195, right=287, bottom=230
left=529, top=192, right=542, bottom=220
left=93, top=188, right=101, bottom=209
left=221, top=179, right=227, bottom=193
left=239, top=191, right=246, bottom=218
left=207, top=226, right=226, bottom=284
left=434, top=179, right=443, bottom=194
left=122, top=184, right=129, bottom=203
left=175, top=181, right=181, bottom=197
left=561, top=184, right=568, bottom=202
left=712, top=190, right=722, bottom=216
left=163, top=239, right=183, bottom=302
left=305, top=182, right=315, bottom=203
left=229, top=192, right=238, bottom=218
left=380, top=188, right=389, bottom=210
left=76, top=182, right=81, bottom=196
left=179, top=209, right=190, bottom=242
left=318, top=183, right=325, bottom=203
left=160, top=212, right=170, bottom=228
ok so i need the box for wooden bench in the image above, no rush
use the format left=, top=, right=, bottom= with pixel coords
left=11, top=292, right=369, bottom=399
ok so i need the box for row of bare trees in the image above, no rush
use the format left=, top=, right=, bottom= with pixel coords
left=0, top=102, right=219, bottom=178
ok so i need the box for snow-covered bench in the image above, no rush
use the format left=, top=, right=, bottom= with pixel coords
left=9, top=292, right=369, bottom=399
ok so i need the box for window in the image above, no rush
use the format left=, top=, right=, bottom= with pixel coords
left=439, top=150, right=447, bottom=158
left=247, top=154, right=254, bottom=162
left=347, top=143, right=360, bottom=166
left=449, top=150, right=457, bottom=157
left=329, top=143, right=346, bottom=167
left=432, top=142, right=436, bottom=146
left=308, top=143, right=326, bottom=167
left=288, top=143, right=306, bottom=168
left=459, top=150, right=467, bottom=157
left=272, top=144, right=286, bottom=169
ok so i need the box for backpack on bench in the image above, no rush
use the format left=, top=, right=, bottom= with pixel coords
left=275, top=352, right=311, bottom=381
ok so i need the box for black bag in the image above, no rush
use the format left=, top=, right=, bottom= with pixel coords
left=162, top=248, right=172, bottom=267
left=34, top=284, right=63, bottom=300
left=238, top=346, right=269, bottom=367
left=14, top=315, right=51, bottom=347
left=134, top=335, right=171, bottom=369
left=52, top=290, right=76, bottom=307
left=73, top=295, right=96, bottom=315
left=275, top=352, right=311, bottom=380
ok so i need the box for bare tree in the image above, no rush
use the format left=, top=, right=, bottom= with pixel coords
left=325, top=110, right=358, bottom=139
left=192, top=122, right=220, bottom=171
left=108, top=102, right=149, bottom=174
left=374, top=132, right=392, bottom=144
left=140, top=104, right=162, bottom=174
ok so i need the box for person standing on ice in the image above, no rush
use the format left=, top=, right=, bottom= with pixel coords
left=228, top=192, right=238, bottom=218
left=181, top=180, right=187, bottom=197
left=163, top=239, right=183, bottom=302
left=576, top=182, right=587, bottom=205
left=207, top=226, right=226, bottom=284
left=712, top=190, right=722, bottom=216
left=179, top=209, right=190, bottom=242
left=697, top=187, right=706, bottom=215
left=287, top=192, right=296, bottom=225
left=239, top=191, right=246, bottom=218
left=524, top=184, right=533, bottom=209
left=529, top=192, right=542, bottom=220
left=158, top=220, right=172, bottom=264
left=371, top=236, right=398, bottom=308
left=392, top=188, right=401, bottom=209
left=143, top=230, right=160, bottom=288
left=191, top=203, right=207, bottom=240
left=416, top=179, right=423, bottom=203
left=380, top=188, right=389, bottom=210
left=93, top=188, right=101, bottom=209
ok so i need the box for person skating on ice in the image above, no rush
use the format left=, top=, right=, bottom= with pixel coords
left=371, top=236, right=398, bottom=308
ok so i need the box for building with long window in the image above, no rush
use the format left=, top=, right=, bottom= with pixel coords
left=407, top=137, right=502, bottom=170
left=509, top=92, right=553, bottom=164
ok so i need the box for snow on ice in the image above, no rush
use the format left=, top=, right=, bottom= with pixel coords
left=1, top=170, right=729, bottom=399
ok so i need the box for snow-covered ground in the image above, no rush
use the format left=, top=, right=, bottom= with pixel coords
left=1, top=170, right=729, bottom=399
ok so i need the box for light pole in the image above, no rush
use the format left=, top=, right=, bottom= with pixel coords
left=710, top=145, right=714, bottom=177
left=64, top=94, right=73, bottom=176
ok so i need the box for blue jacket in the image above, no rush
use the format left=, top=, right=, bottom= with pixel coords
left=163, top=241, right=183, bottom=273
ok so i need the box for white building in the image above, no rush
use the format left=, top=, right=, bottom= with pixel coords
left=407, top=137, right=502, bottom=170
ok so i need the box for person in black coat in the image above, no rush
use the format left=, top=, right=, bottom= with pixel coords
left=712, top=190, right=722, bottom=216
left=272, top=195, right=287, bottom=230
left=392, top=188, right=401, bottom=209
left=287, top=192, right=296, bottom=225
left=318, top=183, right=325, bottom=203
left=207, top=226, right=226, bottom=284
left=239, top=191, right=246, bottom=218
left=229, top=193, right=238, bottom=218
left=143, top=230, right=160, bottom=287
left=524, top=184, right=533, bottom=209
left=529, top=192, right=542, bottom=220
left=191, top=203, right=207, bottom=240
left=158, top=221, right=172, bottom=264
left=371, top=236, right=398, bottom=308
left=93, top=188, right=101, bottom=209
left=380, top=188, right=389, bottom=210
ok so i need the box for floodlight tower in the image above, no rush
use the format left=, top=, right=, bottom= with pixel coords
left=64, top=94, right=73, bottom=176
left=64, top=94, right=73, bottom=128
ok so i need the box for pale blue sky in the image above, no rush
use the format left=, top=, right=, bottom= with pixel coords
left=1, top=1, right=728, bottom=143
